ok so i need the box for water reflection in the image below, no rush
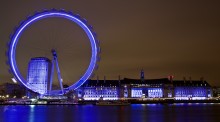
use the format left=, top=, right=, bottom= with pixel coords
left=29, top=105, right=35, bottom=122
left=0, top=104, right=220, bottom=122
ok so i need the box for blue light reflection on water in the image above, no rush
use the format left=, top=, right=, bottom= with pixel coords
left=1, top=103, right=220, bottom=122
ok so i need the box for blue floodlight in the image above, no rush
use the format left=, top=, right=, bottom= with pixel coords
left=8, top=10, right=99, bottom=94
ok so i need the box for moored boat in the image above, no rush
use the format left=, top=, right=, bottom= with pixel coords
left=96, top=101, right=130, bottom=106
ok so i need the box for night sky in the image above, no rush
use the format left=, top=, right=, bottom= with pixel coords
left=0, top=1, right=220, bottom=86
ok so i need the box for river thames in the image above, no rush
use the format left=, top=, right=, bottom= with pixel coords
left=1, top=103, right=220, bottom=122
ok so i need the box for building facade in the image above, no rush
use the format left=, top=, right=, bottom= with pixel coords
left=77, top=72, right=212, bottom=100
left=78, top=80, right=120, bottom=100
left=173, top=80, right=212, bottom=100
left=27, top=57, right=51, bottom=94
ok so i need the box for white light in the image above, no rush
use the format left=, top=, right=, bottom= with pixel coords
left=11, top=78, right=17, bottom=83
left=30, top=98, right=37, bottom=102
left=30, top=105, right=35, bottom=108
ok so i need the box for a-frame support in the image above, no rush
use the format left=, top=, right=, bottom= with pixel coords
left=49, top=49, right=64, bottom=95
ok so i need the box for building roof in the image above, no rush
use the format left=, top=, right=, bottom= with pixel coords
left=82, top=80, right=120, bottom=87
left=30, top=57, right=51, bottom=62
left=121, top=78, right=171, bottom=84
left=173, top=80, right=211, bottom=87
left=82, top=78, right=172, bottom=87
left=81, top=78, right=211, bottom=87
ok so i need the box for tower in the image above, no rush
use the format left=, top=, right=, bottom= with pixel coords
left=141, top=69, right=145, bottom=82
left=27, top=57, right=51, bottom=95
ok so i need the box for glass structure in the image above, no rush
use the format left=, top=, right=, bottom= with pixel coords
left=27, top=57, right=51, bottom=94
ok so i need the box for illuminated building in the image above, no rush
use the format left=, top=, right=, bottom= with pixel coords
left=77, top=70, right=212, bottom=100
left=121, top=78, right=169, bottom=98
left=173, top=80, right=212, bottom=100
left=78, top=78, right=170, bottom=99
left=27, top=57, right=51, bottom=95
left=79, top=79, right=120, bottom=100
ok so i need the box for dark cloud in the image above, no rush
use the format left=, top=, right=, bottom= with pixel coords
left=0, top=0, right=220, bottom=86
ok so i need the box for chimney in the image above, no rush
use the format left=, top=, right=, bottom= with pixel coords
left=189, top=76, right=192, bottom=83
left=168, top=75, right=174, bottom=82
left=200, top=77, right=204, bottom=82
left=118, top=75, right=121, bottom=84
left=97, top=76, right=99, bottom=83
left=183, top=77, right=186, bottom=83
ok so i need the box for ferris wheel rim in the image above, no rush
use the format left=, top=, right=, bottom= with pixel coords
left=7, top=9, right=100, bottom=95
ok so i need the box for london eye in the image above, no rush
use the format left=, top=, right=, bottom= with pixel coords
left=6, top=9, right=100, bottom=95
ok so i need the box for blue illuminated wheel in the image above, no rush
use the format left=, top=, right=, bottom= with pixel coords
left=7, top=10, right=100, bottom=94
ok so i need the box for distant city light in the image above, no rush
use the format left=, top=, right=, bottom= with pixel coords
left=11, top=77, right=17, bottom=83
